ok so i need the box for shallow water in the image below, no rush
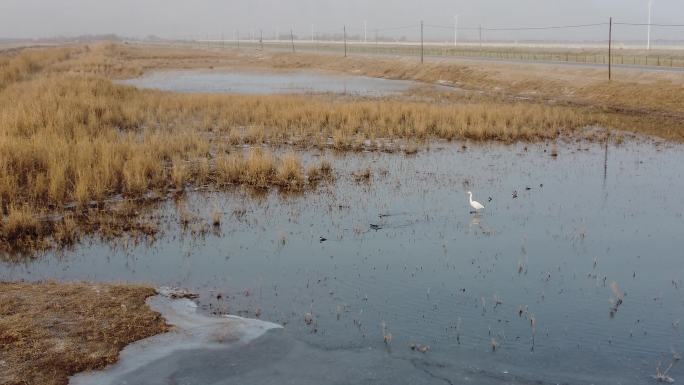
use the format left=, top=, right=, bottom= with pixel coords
left=121, top=69, right=415, bottom=96
left=4, top=140, right=684, bottom=384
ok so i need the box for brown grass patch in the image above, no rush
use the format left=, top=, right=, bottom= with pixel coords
left=0, top=47, right=73, bottom=90
left=0, top=281, right=168, bottom=385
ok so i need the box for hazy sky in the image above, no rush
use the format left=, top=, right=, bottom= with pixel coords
left=1, top=0, right=682, bottom=42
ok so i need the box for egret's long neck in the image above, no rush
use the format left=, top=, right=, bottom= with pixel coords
left=468, top=193, right=473, bottom=203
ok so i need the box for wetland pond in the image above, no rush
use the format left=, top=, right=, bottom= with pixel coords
left=3, top=140, right=684, bottom=384
left=121, top=69, right=416, bottom=96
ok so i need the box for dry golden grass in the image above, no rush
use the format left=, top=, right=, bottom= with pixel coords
left=0, top=47, right=73, bottom=90
left=0, top=281, right=168, bottom=385
left=78, top=43, right=684, bottom=137
left=0, top=49, right=338, bottom=252
left=214, top=149, right=329, bottom=190
left=3, top=205, right=41, bottom=241
left=0, top=43, right=681, bottom=254
left=275, top=153, right=305, bottom=189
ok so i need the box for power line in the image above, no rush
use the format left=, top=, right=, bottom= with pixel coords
left=425, top=22, right=609, bottom=32
left=614, top=22, right=684, bottom=27
left=483, top=23, right=609, bottom=31
left=425, top=24, right=479, bottom=31
left=253, top=19, right=684, bottom=41
left=375, top=24, right=418, bottom=32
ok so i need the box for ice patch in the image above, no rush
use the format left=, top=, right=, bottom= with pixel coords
left=69, top=289, right=281, bottom=385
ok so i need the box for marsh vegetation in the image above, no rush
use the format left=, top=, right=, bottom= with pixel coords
left=0, top=43, right=682, bottom=255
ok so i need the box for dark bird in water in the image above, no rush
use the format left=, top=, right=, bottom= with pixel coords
left=512, top=190, right=518, bottom=199
left=525, top=186, right=532, bottom=191
left=319, top=236, right=327, bottom=243
left=370, top=224, right=382, bottom=230
left=488, top=197, right=493, bottom=202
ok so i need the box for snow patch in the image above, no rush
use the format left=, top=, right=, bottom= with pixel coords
left=69, top=289, right=281, bottom=385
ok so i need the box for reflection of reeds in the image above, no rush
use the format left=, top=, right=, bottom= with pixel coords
left=211, top=208, right=222, bottom=228
left=277, top=230, right=288, bottom=245
left=307, top=158, right=333, bottom=183
left=655, top=360, right=676, bottom=383
left=177, top=203, right=195, bottom=228
left=530, top=313, right=537, bottom=351
left=403, top=143, right=419, bottom=155
left=353, top=168, right=372, bottom=183
left=409, top=343, right=430, bottom=353
left=456, top=317, right=462, bottom=344
left=381, top=321, right=392, bottom=345
left=493, top=293, right=503, bottom=308
left=609, top=281, right=624, bottom=318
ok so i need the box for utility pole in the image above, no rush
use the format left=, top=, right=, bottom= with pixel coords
left=608, top=17, right=613, bottom=80
left=290, top=29, right=295, bottom=53
left=420, top=20, right=424, bottom=63
left=479, top=25, right=483, bottom=51
left=311, top=24, right=314, bottom=43
left=237, top=30, right=240, bottom=49
left=375, top=29, right=379, bottom=54
left=344, top=25, right=347, bottom=57
left=260, top=29, right=264, bottom=51
left=364, top=20, right=368, bottom=43
left=454, top=15, right=458, bottom=46
left=647, top=0, right=653, bottom=50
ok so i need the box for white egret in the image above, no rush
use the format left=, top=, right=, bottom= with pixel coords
left=467, top=191, right=485, bottom=212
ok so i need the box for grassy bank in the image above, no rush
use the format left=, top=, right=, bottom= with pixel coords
left=0, top=281, right=168, bottom=385
left=102, top=44, right=684, bottom=128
